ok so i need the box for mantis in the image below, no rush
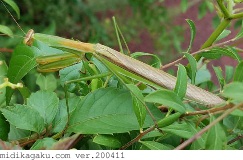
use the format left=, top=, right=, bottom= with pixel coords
left=0, top=0, right=225, bottom=107
left=23, top=29, right=225, bottom=107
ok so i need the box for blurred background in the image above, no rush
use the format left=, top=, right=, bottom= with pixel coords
left=0, top=0, right=242, bottom=66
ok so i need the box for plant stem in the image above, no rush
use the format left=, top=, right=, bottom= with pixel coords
left=200, top=19, right=230, bottom=49
left=217, top=0, right=230, bottom=18
left=119, top=125, right=156, bottom=150
left=227, top=135, right=243, bottom=145
left=0, top=48, right=13, bottom=53
left=184, top=103, right=233, bottom=116
left=162, top=37, right=237, bottom=69
left=227, top=0, right=235, bottom=15
left=230, top=12, right=243, bottom=19
left=52, top=72, right=112, bottom=139
left=174, top=103, right=243, bottom=150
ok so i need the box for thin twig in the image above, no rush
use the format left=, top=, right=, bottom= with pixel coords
left=52, top=134, right=84, bottom=150
left=161, top=38, right=238, bottom=69
left=0, top=48, right=13, bottom=53
left=119, top=125, right=156, bottom=150
left=196, top=115, right=210, bottom=127
left=227, top=135, right=243, bottom=145
left=65, top=134, right=84, bottom=149
left=174, top=103, right=243, bottom=150
left=184, top=103, right=233, bottom=116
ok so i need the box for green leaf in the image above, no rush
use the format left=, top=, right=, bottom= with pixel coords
left=233, top=61, right=243, bottom=82
left=162, top=122, right=195, bottom=139
left=41, top=21, right=56, bottom=35
left=131, top=52, right=161, bottom=68
left=140, top=141, right=173, bottom=150
left=212, top=16, right=220, bottom=29
left=188, top=122, right=205, bottom=149
left=0, top=113, right=9, bottom=140
left=51, top=134, right=80, bottom=149
left=141, top=130, right=165, bottom=140
left=234, top=0, right=243, bottom=3
left=213, top=66, right=225, bottom=90
left=0, top=140, right=22, bottom=150
left=222, top=82, right=243, bottom=102
left=126, top=84, right=146, bottom=128
left=185, top=19, right=196, bottom=52
left=225, top=47, right=241, bottom=62
left=91, top=57, right=109, bottom=74
left=174, top=64, right=187, bottom=99
left=93, top=135, right=121, bottom=148
left=144, top=90, right=186, bottom=113
left=216, top=30, right=231, bottom=41
left=214, top=47, right=241, bottom=62
left=185, top=53, right=197, bottom=84
left=132, top=97, right=145, bottom=129
left=206, top=1, right=214, bottom=12
left=195, top=64, right=211, bottom=85
left=8, top=125, right=30, bottom=141
left=198, top=2, right=207, bottom=19
left=6, top=44, right=41, bottom=105
left=231, top=109, right=243, bottom=117
left=31, top=138, right=57, bottom=150
left=205, top=116, right=226, bottom=149
left=27, top=91, right=59, bottom=125
left=0, top=25, right=13, bottom=37
left=52, top=97, right=81, bottom=133
left=225, top=65, right=234, bottom=83
left=198, top=50, right=222, bottom=59
left=90, top=78, right=102, bottom=92
left=1, top=104, right=45, bottom=133
left=236, top=20, right=243, bottom=39
left=36, top=73, right=57, bottom=91
left=18, top=86, right=31, bottom=103
left=181, top=0, right=188, bottom=13
left=157, top=112, right=182, bottom=128
left=0, top=60, right=8, bottom=106
left=68, top=88, right=152, bottom=134
left=199, top=47, right=241, bottom=61
left=59, top=62, right=83, bottom=86
left=2, top=0, right=20, bottom=19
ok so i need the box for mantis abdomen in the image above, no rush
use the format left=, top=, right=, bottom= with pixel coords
left=95, top=43, right=225, bottom=106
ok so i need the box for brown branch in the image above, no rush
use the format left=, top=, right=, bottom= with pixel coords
left=227, top=135, right=243, bottom=145
left=0, top=48, right=13, bottom=53
left=65, top=134, right=84, bottom=150
left=174, top=103, right=243, bottom=150
left=51, top=134, right=84, bottom=150
left=161, top=38, right=239, bottom=70
left=11, top=129, right=47, bottom=147
left=196, top=115, right=210, bottom=127
left=184, top=103, right=233, bottom=116
left=119, top=125, right=156, bottom=150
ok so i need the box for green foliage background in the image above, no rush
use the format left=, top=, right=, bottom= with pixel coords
left=1, top=0, right=243, bottom=151
left=0, top=0, right=208, bottom=62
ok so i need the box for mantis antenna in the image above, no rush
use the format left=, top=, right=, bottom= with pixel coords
left=0, top=0, right=26, bottom=35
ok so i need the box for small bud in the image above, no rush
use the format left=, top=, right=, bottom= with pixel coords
left=16, top=83, right=23, bottom=88
left=3, top=78, right=8, bottom=82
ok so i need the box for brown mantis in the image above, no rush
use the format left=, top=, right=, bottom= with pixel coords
left=0, top=0, right=226, bottom=108
left=22, top=29, right=225, bottom=107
